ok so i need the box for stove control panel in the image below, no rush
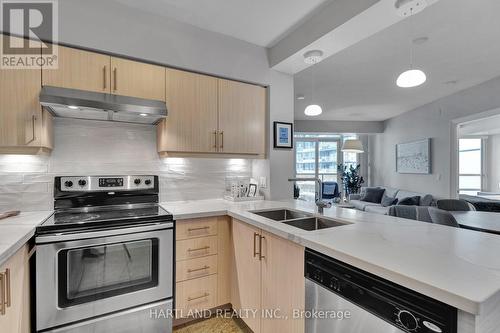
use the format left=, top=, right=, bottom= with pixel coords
left=60, top=176, right=156, bottom=192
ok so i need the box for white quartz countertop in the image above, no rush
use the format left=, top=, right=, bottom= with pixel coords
left=0, top=211, right=53, bottom=266
left=160, top=198, right=500, bottom=315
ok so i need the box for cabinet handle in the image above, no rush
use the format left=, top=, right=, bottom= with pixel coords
left=213, top=130, right=218, bottom=150
left=0, top=272, right=4, bottom=316
left=188, top=292, right=209, bottom=302
left=259, top=236, right=265, bottom=261
left=5, top=269, right=10, bottom=308
left=25, top=114, right=36, bottom=145
left=219, top=131, right=224, bottom=149
left=188, top=226, right=210, bottom=232
left=113, top=68, right=117, bottom=91
left=187, top=246, right=210, bottom=252
left=187, top=265, right=210, bottom=273
left=103, top=66, right=107, bottom=90
left=253, top=232, right=259, bottom=258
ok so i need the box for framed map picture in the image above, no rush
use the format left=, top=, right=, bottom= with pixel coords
left=273, top=122, right=293, bottom=149
left=396, top=139, right=431, bottom=174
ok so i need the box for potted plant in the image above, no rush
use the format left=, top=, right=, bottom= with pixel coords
left=337, top=164, right=364, bottom=199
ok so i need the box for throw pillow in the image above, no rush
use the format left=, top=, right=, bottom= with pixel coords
left=420, top=194, right=434, bottom=206
left=360, top=187, right=385, bottom=203
left=381, top=195, right=398, bottom=207
left=398, top=196, right=421, bottom=206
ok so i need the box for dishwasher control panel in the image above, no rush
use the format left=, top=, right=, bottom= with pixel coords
left=305, top=249, right=456, bottom=333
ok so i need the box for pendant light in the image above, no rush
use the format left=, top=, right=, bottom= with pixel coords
left=303, top=50, right=323, bottom=116
left=396, top=1, right=427, bottom=88
left=341, top=139, right=365, bottom=153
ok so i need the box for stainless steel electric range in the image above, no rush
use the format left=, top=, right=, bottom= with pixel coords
left=35, top=175, right=174, bottom=333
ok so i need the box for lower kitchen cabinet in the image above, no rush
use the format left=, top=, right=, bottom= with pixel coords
left=174, top=216, right=231, bottom=320
left=231, top=219, right=305, bottom=333
left=0, top=244, right=31, bottom=333
left=231, top=220, right=262, bottom=333
left=261, top=230, right=305, bottom=333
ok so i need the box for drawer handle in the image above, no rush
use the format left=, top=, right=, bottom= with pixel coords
left=187, top=265, right=210, bottom=273
left=113, top=68, right=117, bottom=91
left=103, top=66, right=107, bottom=90
left=187, top=226, right=210, bottom=232
left=0, top=272, right=4, bottom=316
left=5, top=269, right=10, bottom=308
left=187, top=246, right=210, bottom=252
left=259, top=236, right=265, bottom=260
left=188, top=292, right=210, bottom=302
left=253, top=232, right=259, bottom=258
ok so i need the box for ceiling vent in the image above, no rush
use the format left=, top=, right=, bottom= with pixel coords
left=395, top=0, right=428, bottom=17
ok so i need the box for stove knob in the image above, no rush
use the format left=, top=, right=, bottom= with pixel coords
left=396, top=310, right=419, bottom=331
left=145, top=179, right=152, bottom=186
left=64, top=181, right=73, bottom=188
left=78, top=179, right=87, bottom=186
left=134, top=178, right=141, bottom=185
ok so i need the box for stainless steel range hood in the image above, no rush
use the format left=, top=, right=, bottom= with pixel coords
left=40, top=86, right=167, bottom=125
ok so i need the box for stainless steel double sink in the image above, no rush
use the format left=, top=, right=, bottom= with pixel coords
left=250, top=209, right=350, bottom=231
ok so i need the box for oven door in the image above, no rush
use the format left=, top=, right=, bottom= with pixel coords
left=36, top=222, right=173, bottom=331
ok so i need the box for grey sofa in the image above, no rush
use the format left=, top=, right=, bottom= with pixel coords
left=349, top=186, right=435, bottom=215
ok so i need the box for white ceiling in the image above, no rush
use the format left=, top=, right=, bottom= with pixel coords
left=294, top=0, right=500, bottom=121
left=112, top=0, right=331, bottom=47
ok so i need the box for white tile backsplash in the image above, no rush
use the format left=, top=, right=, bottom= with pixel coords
left=0, top=118, right=253, bottom=212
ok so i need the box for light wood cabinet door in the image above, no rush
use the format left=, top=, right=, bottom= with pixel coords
left=261, top=231, right=305, bottom=333
left=231, top=219, right=261, bottom=333
left=110, top=57, right=165, bottom=100
left=0, top=35, right=52, bottom=153
left=0, top=245, right=31, bottom=333
left=218, top=79, right=266, bottom=156
left=42, top=46, right=110, bottom=93
left=158, top=69, right=218, bottom=154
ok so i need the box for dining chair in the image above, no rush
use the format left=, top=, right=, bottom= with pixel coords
left=388, top=206, right=432, bottom=223
left=436, top=199, right=476, bottom=211
left=428, top=207, right=460, bottom=228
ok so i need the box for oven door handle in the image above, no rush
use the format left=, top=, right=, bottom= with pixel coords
left=35, top=221, right=174, bottom=244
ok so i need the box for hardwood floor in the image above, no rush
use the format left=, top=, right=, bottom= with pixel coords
left=174, top=317, right=252, bottom=333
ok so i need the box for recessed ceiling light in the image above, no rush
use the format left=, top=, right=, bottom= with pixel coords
left=303, top=50, right=323, bottom=64
left=296, top=95, right=305, bottom=100
left=68, top=105, right=79, bottom=110
left=139, top=113, right=148, bottom=117
left=397, top=69, right=427, bottom=88
left=304, top=104, right=323, bottom=116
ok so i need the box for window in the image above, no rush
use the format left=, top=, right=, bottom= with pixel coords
left=294, top=134, right=358, bottom=201
left=458, top=138, right=482, bottom=195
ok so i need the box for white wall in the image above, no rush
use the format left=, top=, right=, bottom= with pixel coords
left=486, top=134, right=500, bottom=192
left=0, top=119, right=253, bottom=212
left=370, top=76, right=500, bottom=198
left=0, top=0, right=296, bottom=210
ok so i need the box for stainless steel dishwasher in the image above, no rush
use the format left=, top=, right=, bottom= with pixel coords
left=305, top=249, right=457, bottom=333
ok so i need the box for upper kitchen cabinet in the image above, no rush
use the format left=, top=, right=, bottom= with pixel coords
left=42, top=46, right=111, bottom=93
left=158, top=69, right=218, bottom=155
left=157, top=72, right=267, bottom=158
left=110, top=57, right=165, bottom=101
left=0, top=35, right=53, bottom=154
left=218, top=79, right=266, bottom=156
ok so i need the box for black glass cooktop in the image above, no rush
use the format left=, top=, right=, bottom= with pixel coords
left=38, top=203, right=173, bottom=234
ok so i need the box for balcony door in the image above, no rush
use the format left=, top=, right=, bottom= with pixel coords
left=294, top=138, right=339, bottom=201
